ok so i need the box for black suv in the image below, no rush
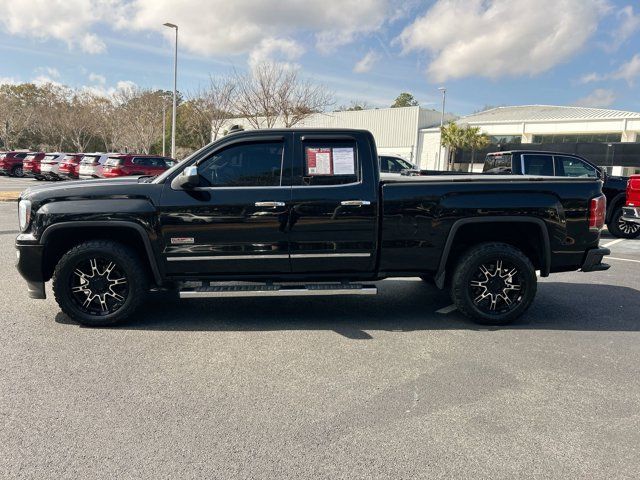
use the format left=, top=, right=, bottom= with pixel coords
left=484, top=150, right=639, bottom=238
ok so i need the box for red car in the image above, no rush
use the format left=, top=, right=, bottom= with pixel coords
left=102, top=154, right=175, bottom=178
left=22, top=152, right=46, bottom=180
left=57, top=154, right=84, bottom=180
left=0, top=151, right=32, bottom=177
left=622, top=175, right=640, bottom=226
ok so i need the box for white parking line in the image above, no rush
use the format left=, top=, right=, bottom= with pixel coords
left=608, top=256, right=640, bottom=264
left=602, top=238, right=625, bottom=248
left=436, top=304, right=457, bottom=314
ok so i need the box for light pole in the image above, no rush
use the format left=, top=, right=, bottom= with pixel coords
left=163, top=22, right=178, bottom=159
left=438, top=87, right=447, bottom=170
left=162, top=102, right=166, bottom=157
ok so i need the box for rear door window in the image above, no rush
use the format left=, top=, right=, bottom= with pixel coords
left=301, top=140, right=358, bottom=186
left=522, top=154, right=554, bottom=176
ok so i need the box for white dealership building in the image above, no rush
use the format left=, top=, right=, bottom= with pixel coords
left=220, top=104, right=640, bottom=173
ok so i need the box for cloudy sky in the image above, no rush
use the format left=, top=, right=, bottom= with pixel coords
left=0, top=0, right=639, bottom=115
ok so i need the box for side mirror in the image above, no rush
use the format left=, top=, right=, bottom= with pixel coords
left=171, top=165, right=199, bottom=190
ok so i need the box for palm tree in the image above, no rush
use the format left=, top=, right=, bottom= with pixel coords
left=464, top=126, right=491, bottom=171
left=440, top=122, right=467, bottom=171
left=441, top=123, right=491, bottom=171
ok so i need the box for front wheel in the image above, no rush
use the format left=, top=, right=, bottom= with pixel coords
left=607, top=207, right=640, bottom=239
left=52, top=240, right=148, bottom=327
left=11, top=165, right=23, bottom=177
left=450, top=242, right=537, bottom=325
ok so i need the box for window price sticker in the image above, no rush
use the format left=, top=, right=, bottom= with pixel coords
left=306, top=147, right=332, bottom=175
left=305, top=146, right=356, bottom=176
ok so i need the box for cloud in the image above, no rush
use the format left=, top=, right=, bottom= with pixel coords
left=398, top=0, right=606, bottom=81
left=612, top=53, right=640, bottom=85
left=80, top=33, right=107, bottom=54
left=88, top=73, right=107, bottom=85
left=81, top=80, right=138, bottom=98
left=574, top=89, right=616, bottom=107
left=580, top=54, right=640, bottom=86
left=0, top=0, right=112, bottom=54
left=606, top=5, right=640, bottom=51
left=120, top=0, right=389, bottom=56
left=248, top=38, right=304, bottom=71
left=353, top=50, right=380, bottom=73
left=579, top=72, right=603, bottom=84
left=36, top=67, right=61, bottom=79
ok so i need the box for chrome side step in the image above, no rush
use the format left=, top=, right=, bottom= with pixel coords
left=179, top=283, right=378, bottom=299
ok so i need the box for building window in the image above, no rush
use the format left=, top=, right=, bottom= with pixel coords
left=488, top=135, right=522, bottom=144
left=532, top=133, right=622, bottom=144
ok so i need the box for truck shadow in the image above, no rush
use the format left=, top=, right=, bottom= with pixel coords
left=55, top=281, right=640, bottom=337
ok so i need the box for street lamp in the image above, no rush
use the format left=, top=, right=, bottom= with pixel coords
left=438, top=87, right=447, bottom=170
left=163, top=22, right=178, bottom=159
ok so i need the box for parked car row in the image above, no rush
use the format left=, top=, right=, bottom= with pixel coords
left=0, top=150, right=175, bottom=181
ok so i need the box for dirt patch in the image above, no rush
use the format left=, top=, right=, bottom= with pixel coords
left=0, top=191, right=20, bottom=202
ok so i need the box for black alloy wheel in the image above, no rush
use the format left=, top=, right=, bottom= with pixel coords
left=69, top=257, right=129, bottom=316
left=451, top=242, right=537, bottom=325
left=607, top=208, right=640, bottom=239
left=53, top=240, right=148, bottom=327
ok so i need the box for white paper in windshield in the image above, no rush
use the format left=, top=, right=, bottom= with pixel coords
left=332, top=148, right=355, bottom=175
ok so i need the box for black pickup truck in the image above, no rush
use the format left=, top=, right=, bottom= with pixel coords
left=16, top=129, right=610, bottom=327
left=484, top=150, right=639, bottom=239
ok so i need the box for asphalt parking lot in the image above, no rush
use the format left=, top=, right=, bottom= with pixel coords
left=1, top=199, right=640, bottom=478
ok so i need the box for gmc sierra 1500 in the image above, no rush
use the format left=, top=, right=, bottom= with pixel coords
left=16, top=129, right=610, bottom=327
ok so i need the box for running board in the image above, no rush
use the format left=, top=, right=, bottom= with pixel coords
left=179, top=283, right=378, bottom=299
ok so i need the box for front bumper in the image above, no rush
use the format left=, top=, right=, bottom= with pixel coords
left=15, top=236, right=46, bottom=299
left=622, top=206, right=640, bottom=224
left=581, top=247, right=611, bottom=273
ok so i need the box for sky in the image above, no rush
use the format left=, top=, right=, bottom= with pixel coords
left=0, top=0, right=639, bottom=116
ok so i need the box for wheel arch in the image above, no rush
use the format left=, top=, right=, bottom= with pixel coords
left=606, top=192, right=626, bottom=223
left=435, top=216, right=550, bottom=289
left=40, top=221, right=163, bottom=285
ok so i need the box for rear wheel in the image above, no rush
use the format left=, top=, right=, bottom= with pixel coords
left=52, top=240, right=148, bottom=327
left=450, top=242, right=537, bottom=325
left=607, top=207, right=640, bottom=239
left=10, top=165, right=23, bottom=177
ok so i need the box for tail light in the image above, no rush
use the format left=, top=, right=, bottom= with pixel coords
left=627, top=177, right=640, bottom=206
left=589, top=195, right=606, bottom=232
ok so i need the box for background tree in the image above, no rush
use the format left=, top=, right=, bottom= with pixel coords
left=464, top=126, right=491, bottom=167
left=233, top=63, right=333, bottom=129
left=441, top=122, right=491, bottom=171
left=189, top=76, right=236, bottom=142
left=114, top=86, right=166, bottom=153
left=440, top=122, right=467, bottom=170
left=335, top=100, right=372, bottom=112
left=391, top=92, right=419, bottom=108
left=0, top=83, right=39, bottom=149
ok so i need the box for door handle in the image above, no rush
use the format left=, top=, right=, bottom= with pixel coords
left=340, top=200, right=371, bottom=206
left=255, top=201, right=285, bottom=208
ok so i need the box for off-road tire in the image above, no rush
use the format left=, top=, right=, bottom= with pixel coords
left=52, top=240, right=148, bottom=327
left=607, top=207, right=640, bottom=239
left=450, top=242, right=537, bottom=326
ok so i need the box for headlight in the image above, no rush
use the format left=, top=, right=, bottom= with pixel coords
left=18, top=200, right=31, bottom=231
